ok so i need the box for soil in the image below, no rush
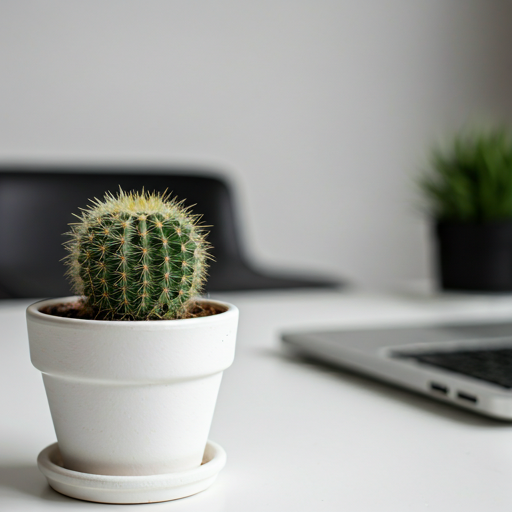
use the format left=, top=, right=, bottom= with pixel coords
left=40, top=300, right=226, bottom=321
left=40, top=301, right=92, bottom=319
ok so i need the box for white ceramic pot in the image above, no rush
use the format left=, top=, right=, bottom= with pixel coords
left=27, top=296, right=238, bottom=477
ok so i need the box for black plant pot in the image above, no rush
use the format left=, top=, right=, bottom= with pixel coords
left=436, top=221, right=512, bottom=292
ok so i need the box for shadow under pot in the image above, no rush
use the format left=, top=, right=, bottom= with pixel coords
left=435, top=221, right=512, bottom=292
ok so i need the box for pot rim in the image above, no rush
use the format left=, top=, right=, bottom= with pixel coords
left=27, top=296, right=237, bottom=330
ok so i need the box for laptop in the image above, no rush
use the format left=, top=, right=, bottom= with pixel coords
left=282, top=322, right=512, bottom=420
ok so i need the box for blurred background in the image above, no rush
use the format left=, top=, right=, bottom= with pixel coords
left=2, top=0, right=512, bottom=290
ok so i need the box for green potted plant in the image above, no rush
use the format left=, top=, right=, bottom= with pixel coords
left=420, top=128, right=512, bottom=291
left=26, top=190, right=239, bottom=504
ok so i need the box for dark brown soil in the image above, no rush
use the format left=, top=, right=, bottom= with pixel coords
left=40, top=300, right=226, bottom=321
left=185, top=302, right=226, bottom=318
left=40, top=301, right=91, bottom=319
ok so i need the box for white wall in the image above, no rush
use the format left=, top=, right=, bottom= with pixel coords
left=1, top=1, right=512, bottom=288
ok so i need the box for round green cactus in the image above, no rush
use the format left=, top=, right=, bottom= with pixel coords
left=65, top=190, right=209, bottom=320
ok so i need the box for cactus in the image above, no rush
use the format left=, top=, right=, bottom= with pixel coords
left=65, top=189, right=209, bottom=320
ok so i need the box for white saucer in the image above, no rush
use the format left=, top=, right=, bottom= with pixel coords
left=37, top=440, right=226, bottom=504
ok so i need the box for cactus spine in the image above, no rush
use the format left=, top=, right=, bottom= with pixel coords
left=65, top=190, right=209, bottom=320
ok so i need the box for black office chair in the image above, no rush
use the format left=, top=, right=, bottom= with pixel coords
left=0, top=166, right=341, bottom=298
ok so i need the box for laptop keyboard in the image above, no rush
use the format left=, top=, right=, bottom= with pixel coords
left=395, top=348, right=512, bottom=389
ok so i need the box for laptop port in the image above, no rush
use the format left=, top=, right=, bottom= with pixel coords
left=430, top=382, right=448, bottom=394
left=457, top=392, right=478, bottom=404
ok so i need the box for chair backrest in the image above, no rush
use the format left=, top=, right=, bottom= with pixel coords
left=0, top=166, right=245, bottom=298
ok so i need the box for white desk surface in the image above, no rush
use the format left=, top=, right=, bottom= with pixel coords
left=4, top=288, right=512, bottom=511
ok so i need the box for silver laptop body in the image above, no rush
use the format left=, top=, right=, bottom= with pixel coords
left=282, top=322, right=512, bottom=420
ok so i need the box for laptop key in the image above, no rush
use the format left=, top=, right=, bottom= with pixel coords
left=394, top=348, right=512, bottom=389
